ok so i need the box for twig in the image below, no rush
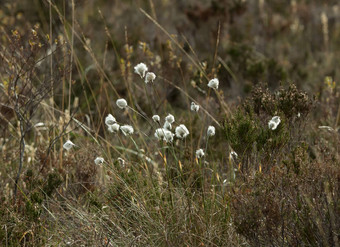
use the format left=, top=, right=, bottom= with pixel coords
left=13, top=112, right=27, bottom=199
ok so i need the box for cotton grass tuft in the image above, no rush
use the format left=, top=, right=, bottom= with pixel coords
left=94, top=157, right=104, bottom=165
left=116, top=99, right=128, bottom=109
left=134, top=63, right=148, bottom=78
left=175, top=124, right=189, bottom=139
left=191, top=102, right=200, bottom=112
left=120, top=125, right=134, bottom=136
left=145, top=72, right=156, bottom=83
left=268, top=116, right=281, bottom=130
left=207, top=78, right=219, bottom=89
left=196, top=149, right=205, bottom=159
left=63, top=140, right=75, bottom=151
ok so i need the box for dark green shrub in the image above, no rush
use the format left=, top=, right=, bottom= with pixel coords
left=225, top=84, right=314, bottom=172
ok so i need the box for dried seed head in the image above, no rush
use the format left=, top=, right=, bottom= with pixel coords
left=196, top=149, right=205, bottom=159
left=207, top=126, right=215, bottom=137
left=152, top=115, right=160, bottom=123
left=105, top=114, right=116, bottom=126
left=134, top=63, right=148, bottom=78
left=165, top=114, right=175, bottom=124
left=208, top=78, right=219, bottom=89
left=116, top=99, right=128, bottom=109
left=175, top=124, right=189, bottom=139
left=63, top=140, right=75, bottom=151
left=108, top=123, right=120, bottom=133
left=120, top=125, right=134, bottom=136
left=191, top=102, right=200, bottom=112
left=145, top=72, right=156, bottom=83
left=94, top=157, right=104, bottom=165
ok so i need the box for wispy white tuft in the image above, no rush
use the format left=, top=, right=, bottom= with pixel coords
left=175, top=124, right=189, bottom=139
left=120, top=125, right=134, bottom=136
left=191, top=102, right=200, bottom=112
left=94, top=157, right=104, bottom=165
left=268, top=116, right=281, bottom=130
left=229, top=151, right=238, bottom=160
left=318, top=126, right=334, bottom=131
left=34, top=122, right=45, bottom=128
left=207, top=125, right=215, bottom=137
left=165, top=114, right=175, bottom=124
left=196, top=149, right=205, bottom=159
left=105, top=114, right=116, bottom=126
left=108, top=123, right=120, bottom=133
left=207, top=78, right=219, bottom=89
left=145, top=72, right=156, bottom=83
left=134, top=63, right=148, bottom=78
left=34, top=122, right=48, bottom=130
left=152, top=115, right=160, bottom=123
left=163, top=129, right=174, bottom=143
left=154, top=128, right=165, bottom=140
left=118, top=157, right=125, bottom=167
left=163, top=121, right=172, bottom=130
left=116, top=99, right=128, bottom=109
left=63, top=140, right=75, bottom=151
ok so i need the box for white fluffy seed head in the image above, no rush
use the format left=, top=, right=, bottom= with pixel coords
left=145, top=72, right=156, bottom=83
left=268, top=116, right=281, bottom=130
left=154, top=128, right=165, bottom=140
left=165, top=114, right=175, bottom=124
left=163, top=129, right=174, bottom=143
left=207, top=78, right=219, bottom=89
left=63, top=140, right=75, bottom=151
left=175, top=124, right=189, bottom=139
left=268, top=121, right=276, bottom=130
left=318, top=126, right=334, bottom=131
left=163, top=121, right=172, bottom=130
left=196, top=149, right=205, bottom=159
left=105, top=114, right=116, bottom=126
left=120, top=125, right=134, bottom=136
left=229, top=151, right=238, bottom=160
left=207, top=126, right=215, bottom=137
left=108, top=123, right=120, bottom=133
left=118, top=157, right=125, bottom=167
left=152, top=115, right=160, bottom=123
left=94, top=157, right=104, bottom=165
left=34, top=122, right=45, bottom=128
left=116, top=98, right=128, bottom=109
left=191, top=102, right=200, bottom=112
left=271, top=116, right=281, bottom=124
left=134, top=63, right=148, bottom=78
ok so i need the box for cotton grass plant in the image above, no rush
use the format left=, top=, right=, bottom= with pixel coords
left=1, top=2, right=338, bottom=246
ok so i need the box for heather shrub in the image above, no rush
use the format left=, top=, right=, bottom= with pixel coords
left=230, top=142, right=339, bottom=246
left=224, top=84, right=314, bottom=172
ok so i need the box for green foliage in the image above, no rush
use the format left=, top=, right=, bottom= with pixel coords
left=224, top=85, right=308, bottom=170
left=224, top=109, right=261, bottom=157
left=43, top=172, right=62, bottom=197
left=25, top=200, right=41, bottom=221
